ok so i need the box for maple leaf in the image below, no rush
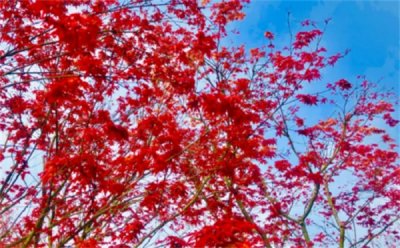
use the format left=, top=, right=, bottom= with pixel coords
left=296, top=94, right=319, bottom=105
left=264, top=31, right=274, bottom=39
left=335, top=79, right=352, bottom=90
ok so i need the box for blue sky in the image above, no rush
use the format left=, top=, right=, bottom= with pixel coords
left=226, top=0, right=399, bottom=143
left=230, top=0, right=399, bottom=88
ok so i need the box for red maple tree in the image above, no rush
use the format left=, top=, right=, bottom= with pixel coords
left=0, top=1, right=399, bottom=247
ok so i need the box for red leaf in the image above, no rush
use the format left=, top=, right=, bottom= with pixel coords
left=335, top=79, right=352, bottom=90
left=296, top=94, right=318, bottom=105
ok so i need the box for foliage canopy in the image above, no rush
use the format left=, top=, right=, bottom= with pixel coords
left=0, top=0, right=399, bottom=247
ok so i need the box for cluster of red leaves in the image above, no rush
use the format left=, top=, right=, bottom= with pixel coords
left=0, top=0, right=399, bottom=247
left=293, top=29, right=322, bottom=49
left=189, top=217, right=256, bottom=247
